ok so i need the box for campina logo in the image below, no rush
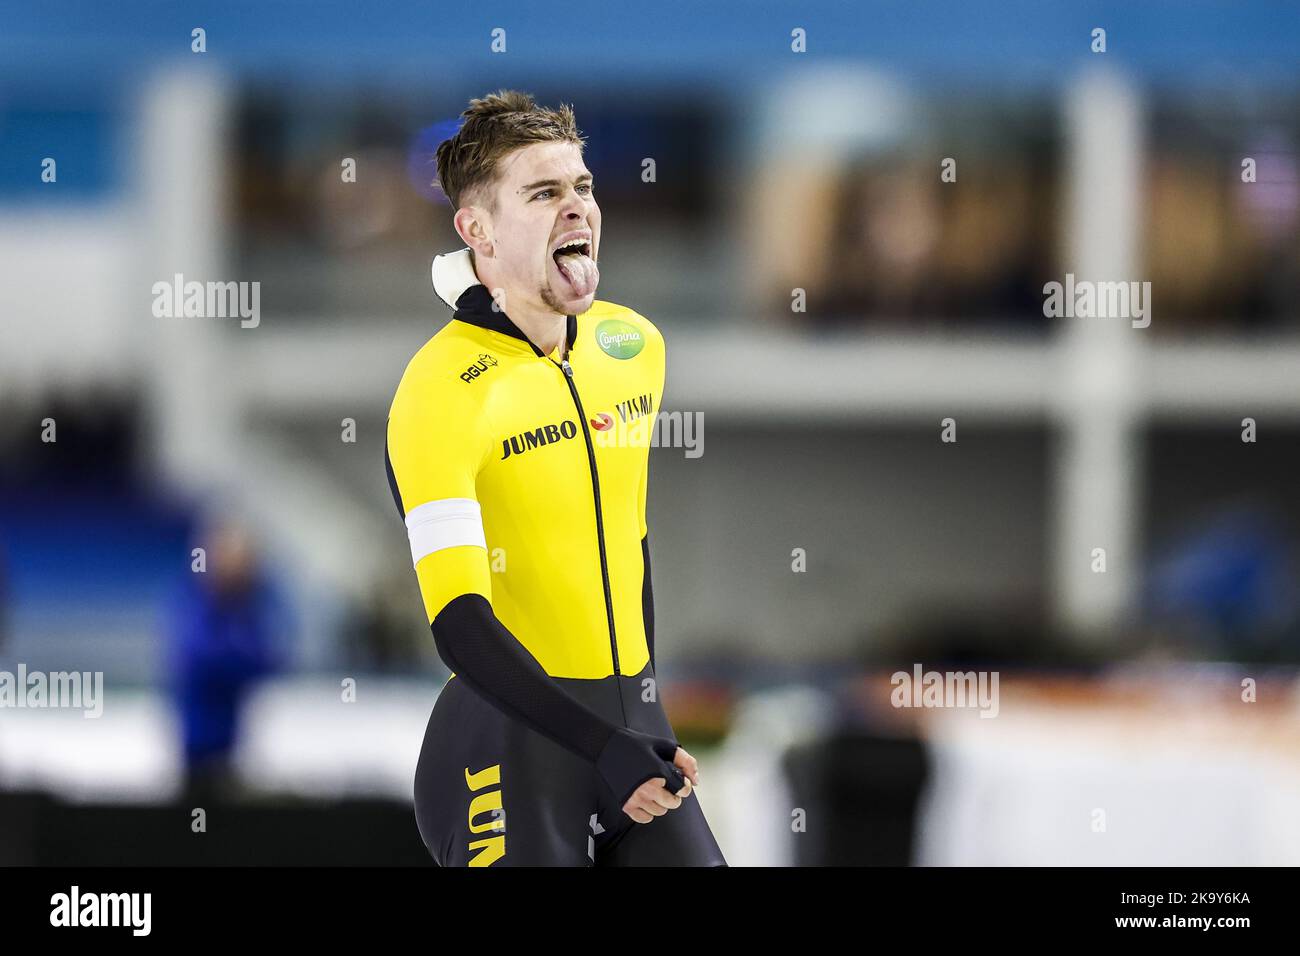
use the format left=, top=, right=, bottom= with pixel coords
left=594, top=319, right=644, bottom=360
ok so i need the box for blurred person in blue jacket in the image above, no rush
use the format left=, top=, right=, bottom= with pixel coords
left=168, top=517, right=287, bottom=800
left=1145, top=504, right=1299, bottom=661
left=0, top=544, right=8, bottom=653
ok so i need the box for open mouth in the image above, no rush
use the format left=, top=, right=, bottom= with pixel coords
left=551, top=237, right=599, bottom=297
left=552, top=238, right=591, bottom=261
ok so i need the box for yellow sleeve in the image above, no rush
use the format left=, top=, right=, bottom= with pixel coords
left=386, top=364, right=493, bottom=624
left=637, top=316, right=666, bottom=539
left=636, top=451, right=649, bottom=540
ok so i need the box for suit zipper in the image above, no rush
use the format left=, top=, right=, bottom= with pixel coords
left=557, top=357, right=623, bottom=681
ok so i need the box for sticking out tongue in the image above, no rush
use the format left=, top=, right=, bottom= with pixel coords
left=555, top=251, right=599, bottom=298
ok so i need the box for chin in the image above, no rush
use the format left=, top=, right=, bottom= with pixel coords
left=544, top=282, right=597, bottom=316
left=567, top=291, right=597, bottom=314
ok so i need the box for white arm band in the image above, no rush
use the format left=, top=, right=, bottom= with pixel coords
left=405, top=497, right=487, bottom=566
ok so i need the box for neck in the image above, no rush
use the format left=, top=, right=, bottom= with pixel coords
left=475, top=256, right=568, bottom=357
left=507, top=302, right=569, bottom=358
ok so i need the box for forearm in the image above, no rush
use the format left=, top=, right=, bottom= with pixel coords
left=431, top=593, right=684, bottom=806
left=431, top=593, right=616, bottom=761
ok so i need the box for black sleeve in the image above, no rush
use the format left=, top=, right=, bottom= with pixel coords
left=431, top=593, right=684, bottom=807
left=641, top=534, right=655, bottom=671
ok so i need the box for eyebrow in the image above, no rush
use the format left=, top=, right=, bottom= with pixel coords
left=518, top=174, right=594, bottom=193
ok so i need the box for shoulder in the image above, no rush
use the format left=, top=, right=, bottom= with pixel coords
left=388, top=320, right=488, bottom=421
left=585, top=299, right=663, bottom=340
left=582, top=299, right=665, bottom=359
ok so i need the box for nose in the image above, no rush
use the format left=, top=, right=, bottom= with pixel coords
left=558, top=187, right=587, bottom=220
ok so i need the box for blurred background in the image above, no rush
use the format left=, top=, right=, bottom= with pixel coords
left=2, top=1, right=1300, bottom=865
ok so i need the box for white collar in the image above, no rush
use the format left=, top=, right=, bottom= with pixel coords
left=430, top=247, right=480, bottom=309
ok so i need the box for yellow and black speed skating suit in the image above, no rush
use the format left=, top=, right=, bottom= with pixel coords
left=385, top=250, right=725, bottom=867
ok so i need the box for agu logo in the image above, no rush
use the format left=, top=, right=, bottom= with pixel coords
left=594, top=319, right=644, bottom=359
left=590, top=412, right=613, bottom=431
left=460, top=353, right=499, bottom=384
left=465, top=764, right=506, bottom=866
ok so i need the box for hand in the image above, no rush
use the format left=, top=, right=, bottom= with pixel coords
left=621, top=746, right=701, bottom=824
